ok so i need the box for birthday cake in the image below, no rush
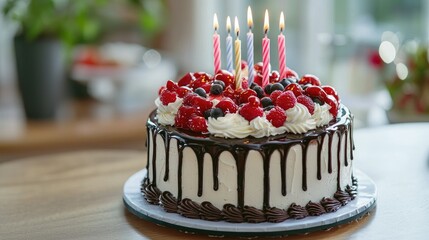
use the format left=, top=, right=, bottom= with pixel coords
left=142, top=64, right=357, bottom=223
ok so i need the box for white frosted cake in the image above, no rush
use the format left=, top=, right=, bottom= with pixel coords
left=142, top=66, right=357, bottom=223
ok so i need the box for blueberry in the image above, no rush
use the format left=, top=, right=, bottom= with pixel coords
left=264, top=83, right=273, bottom=95
left=271, top=83, right=284, bottom=92
left=264, top=105, right=275, bottom=111
left=210, top=108, right=224, bottom=119
left=204, top=109, right=212, bottom=119
left=280, top=78, right=289, bottom=87
left=213, top=80, right=225, bottom=89
left=194, top=87, right=207, bottom=98
left=287, top=77, right=298, bottom=83
left=261, top=97, right=274, bottom=108
left=312, top=97, right=324, bottom=105
left=210, top=84, right=224, bottom=95
left=253, top=86, right=265, bottom=98
left=250, top=82, right=257, bottom=89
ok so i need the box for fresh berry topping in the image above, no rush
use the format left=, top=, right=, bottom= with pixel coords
left=213, top=80, right=225, bottom=89
left=178, top=73, right=195, bottom=86
left=305, top=86, right=327, bottom=99
left=248, top=96, right=261, bottom=107
left=194, top=87, right=207, bottom=98
left=189, top=115, right=208, bottom=132
left=241, top=77, right=249, bottom=89
left=285, top=83, right=303, bottom=97
left=321, top=86, right=339, bottom=102
left=183, top=94, right=197, bottom=106
left=210, top=108, right=224, bottom=119
left=175, top=106, right=199, bottom=129
left=193, top=96, right=213, bottom=112
left=216, top=98, right=238, bottom=114
left=193, top=72, right=212, bottom=80
left=223, top=85, right=236, bottom=101
left=239, top=103, right=263, bottom=121
left=266, top=106, right=287, bottom=127
left=160, top=90, right=177, bottom=105
left=264, top=83, right=273, bottom=95
left=264, top=105, right=275, bottom=111
left=254, top=62, right=263, bottom=74
left=297, top=95, right=315, bottom=114
left=158, top=86, right=166, bottom=95
left=200, top=83, right=212, bottom=93
left=253, top=73, right=263, bottom=86
left=270, top=70, right=280, bottom=82
left=190, top=75, right=212, bottom=89
left=252, top=85, right=265, bottom=98
left=176, top=86, right=192, bottom=98
left=298, top=74, right=321, bottom=86
left=325, top=95, right=339, bottom=116
left=166, top=80, right=178, bottom=91
left=210, top=84, right=224, bottom=95
left=271, top=82, right=285, bottom=92
left=276, top=91, right=297, bottom=110
left=238, top=89, right=257, bottom=104
left=261, top=97, right=274, bottom=108
left=285, top=68, right=299, bottom=79
left=280, top=77, right=297, bottom=87
left=214, top=70, right=234, bottom=87
left=270, top=90, right=283, bottom=104
left=204, top=109, right=212, bottom=119
left=241, top=60, right=248, bottom=70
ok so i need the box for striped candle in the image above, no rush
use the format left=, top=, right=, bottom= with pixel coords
left=262, top=10, right=270, bottom=88
left=234, top=17, right=242, bottom=89
left=226, top=16, right=234, bottom=73
left=213, top=14, right=221, bottom=74
left=278, top=12, right=287, bottom=79
left=247, top=6, right=254, bottom=87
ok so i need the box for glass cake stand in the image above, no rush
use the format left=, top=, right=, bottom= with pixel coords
left=123, top=169, right=376, bottom=237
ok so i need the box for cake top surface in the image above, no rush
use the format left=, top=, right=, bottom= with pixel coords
left=154, top=63, right=341, bottom=139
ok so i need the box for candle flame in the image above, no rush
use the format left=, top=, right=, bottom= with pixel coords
left=213, top=13, right=219, bottom=31
left=247, top=6, right=253, bottom=29
left=279, top=11, right=284, bottom=32
left=226, top=16, right=231, bottom=33
left=234, top=16, right=240, bottom=37
left=264, top=9, right=269, bottom=34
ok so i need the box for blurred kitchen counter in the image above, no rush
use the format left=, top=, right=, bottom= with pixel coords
left=0, top=98, right=151, bottom=161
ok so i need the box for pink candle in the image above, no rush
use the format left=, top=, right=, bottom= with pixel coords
left=262, top=10, right=270, bottom=87
left=213, top=14, right=221, bottom=74
left=278, top=12, right=287, bottom=80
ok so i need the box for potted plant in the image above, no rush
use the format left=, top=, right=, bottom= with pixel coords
left=2, top=0, right=166, bottom=119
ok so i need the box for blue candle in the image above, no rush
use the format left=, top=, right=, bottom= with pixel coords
left=247, top=6, right=254, bottom=86
left=226, top=16, right=233, bottom=73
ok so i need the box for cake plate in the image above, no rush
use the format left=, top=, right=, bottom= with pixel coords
left=123, top=169, right=376, bottom=237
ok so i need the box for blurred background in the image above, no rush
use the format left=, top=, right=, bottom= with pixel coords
left=0, top=0, right=428, bottom=160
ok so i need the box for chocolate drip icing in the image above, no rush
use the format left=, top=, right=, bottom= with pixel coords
left=151, top=129, right=157, bottom=186
left=141, top=182, right=161, bottom=205
left=162, top=131, right=170, bottom=181
left=288, top=203, right=309, bottom=219
left=160, top=191, right=178, bottom=213
left=327, top=132, right=333, bottom=173
left=280, top=146, right=291, bottom=196
left=336, top=131, right=343, bottom=190
left=243, top=206, right=266, bottom=223
left=222, top=204, right=244, bottom=223
left=306, top=201, right=327, bottom=216
left=265, top=207, right=289, bottom=223
left=334, top=190, right=352, bottom=206
left=316, top=135, right=325, bottom=180
left=177, top=198, right=200, bottom=219
left=321, top=197, right=342, bottom=213
left=344, top=130, right=349, bottom=166
left=301, top=142, right=309, bottom=191
left=200, top=201, right=223, bottom=221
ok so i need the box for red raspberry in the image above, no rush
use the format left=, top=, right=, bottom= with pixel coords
left=223, top=85, right=236, bottom=101
left=248, top=96, right=261, bottom=107
left=178, top=73, right=195, bottom=86
left=188, top=115, right=208, bottom=132
left=200, top=83, right=212, bottom=93
left=241, top=77, right=249, bottom=89
left=297, top=95, right=315, bottom=114
left=193, top=96, right=213, bottom=112
left=158, top=86, right=166, bottom=95
left=238, top=89, right=257, bottom=104
left=214, top=70, right=234, bottom=87
left=160, top=90, right=177, bottom=105
left=276, top=91, right=297, bottom=110
left=321, top=86, right=339, bottom=102
left=252, top=73, right=263, bottom=86
left=270, top=90, right=283, bottom=104
left=183, top=94, right=197, bottom=106
left=176, top=86, right=192, bottom=98
left=285, top=83, right=303, bottom=97
left=285, top=68, right=299, bottom=79
left=190, top=75, right=212, bottom=90
left=298, top=74, right=321, bottom=86
left=193, top=72, right=212, bottom=80
left=270, top=70, right=280, bottom=83
left=166, top=80, right=178, bottom=91
left=175, top=106, right=198, bottom=129
left=238, top=103, right=263, bottom=121
left=216, top=98, right=238, bottom=114
left=266, top=106, right=287, bottom=127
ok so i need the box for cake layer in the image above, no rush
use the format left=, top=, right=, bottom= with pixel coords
left=142, top=105, right=356, bottom=222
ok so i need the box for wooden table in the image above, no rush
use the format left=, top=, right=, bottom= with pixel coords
left=0, top=123, right=428, bottom=239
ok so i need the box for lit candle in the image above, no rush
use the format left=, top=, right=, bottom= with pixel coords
left=234, top=17, right=242, bottom=89
left=278, top=11, right=287, bottom=80
left=213, top=13, right=221, bottom=74
left=247, top=6, right=255, bottom=87
left=226, top=16, right=234, bottom=73
left=262, top=10, right=270, bottom=87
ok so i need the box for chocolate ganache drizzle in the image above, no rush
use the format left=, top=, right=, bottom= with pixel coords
left=142, top=105, right=357, bottom=223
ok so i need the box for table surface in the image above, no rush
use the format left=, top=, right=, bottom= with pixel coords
left=0, top=123, right=428, bottom=240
